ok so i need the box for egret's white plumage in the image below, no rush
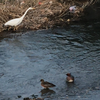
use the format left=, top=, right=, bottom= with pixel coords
left=4, top=7, right=35, bottom=27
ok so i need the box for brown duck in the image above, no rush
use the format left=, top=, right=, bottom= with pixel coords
left=40, top=79, right=56, bottom=89
left=66, top=73, right=74, bottom=83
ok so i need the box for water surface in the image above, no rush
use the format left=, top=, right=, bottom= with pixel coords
left=0, top=22, right=100, bottom=100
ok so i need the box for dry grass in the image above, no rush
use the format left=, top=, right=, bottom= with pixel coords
left=0, top=0, right=99, bottom=33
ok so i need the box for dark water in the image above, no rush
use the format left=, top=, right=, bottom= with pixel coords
left=0, top=22, right=100, bottom=100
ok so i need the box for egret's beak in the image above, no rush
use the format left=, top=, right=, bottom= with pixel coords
left=32, top=7, right=35, bottom=10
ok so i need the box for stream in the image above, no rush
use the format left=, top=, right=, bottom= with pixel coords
left=0, top=21, right=100, bottom=100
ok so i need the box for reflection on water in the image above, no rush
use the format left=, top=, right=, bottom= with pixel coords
left=40, top=88, right=55, bottom=96
left=66, top=82, right=75, bottom=88
left=0, top=21, right=100, bottom=100
left=0, top=73, right=4, bottom=78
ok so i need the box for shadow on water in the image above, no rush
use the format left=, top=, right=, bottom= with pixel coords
left=40, top=88, right=55, bottom=96
left=0, top=21, right=100, bottom=100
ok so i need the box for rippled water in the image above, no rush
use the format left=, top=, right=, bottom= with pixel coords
left=0, top=22, right=100, bottom=100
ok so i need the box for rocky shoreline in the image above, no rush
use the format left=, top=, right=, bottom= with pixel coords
left=0, top=0, right=100, bottom=34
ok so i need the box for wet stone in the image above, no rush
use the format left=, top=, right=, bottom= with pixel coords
left=17, top=95, right=21, bottom=98
left=23, top=97, right=30, bottom=100
left=31, top=94, right=38, bottom=98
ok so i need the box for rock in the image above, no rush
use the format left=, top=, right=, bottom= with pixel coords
left=23, top=97, right=30, bottom=100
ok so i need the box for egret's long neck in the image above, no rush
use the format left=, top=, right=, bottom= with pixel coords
left=21, top=8, right=31, bottom=20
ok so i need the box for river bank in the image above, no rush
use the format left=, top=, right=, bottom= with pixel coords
left=0, top=0, right=100, bottom=34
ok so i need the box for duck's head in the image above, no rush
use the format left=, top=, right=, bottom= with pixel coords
left=40, top=79, right=44, bottom=82
left=66, top=73, right=71, bottom=76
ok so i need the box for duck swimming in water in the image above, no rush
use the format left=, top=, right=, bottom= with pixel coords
left=40, top=79, right=56, bottom=89
left=66, top=73, right=74, bottom=83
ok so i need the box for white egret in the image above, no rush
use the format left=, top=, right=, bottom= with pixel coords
left=4, top=7, right=35, bottom=30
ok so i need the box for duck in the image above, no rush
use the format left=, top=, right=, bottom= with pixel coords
left=40, top=79, right=56, bottom=89
left=66, top=73, right=74, bottom=83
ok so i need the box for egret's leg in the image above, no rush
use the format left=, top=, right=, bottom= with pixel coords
left=13, top=27, right=16, bottom=31
left=13, top=26, right=19, bottom=31
left=8, top=27, right=12, bottom=30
